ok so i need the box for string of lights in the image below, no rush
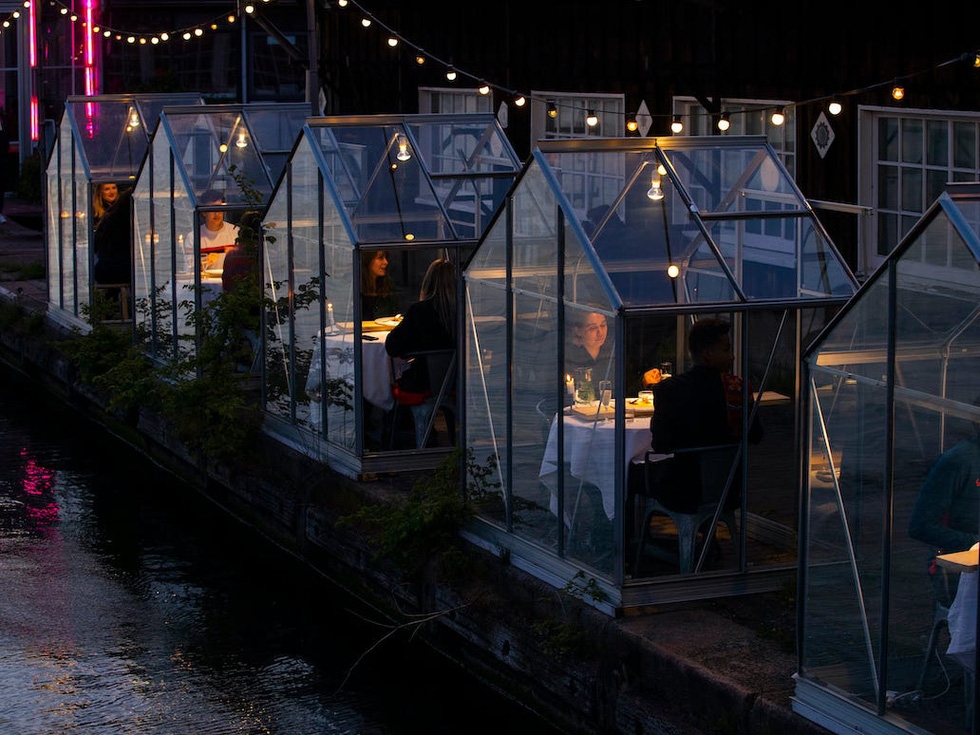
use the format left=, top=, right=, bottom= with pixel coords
left=3, top=0, right=979, bottom=134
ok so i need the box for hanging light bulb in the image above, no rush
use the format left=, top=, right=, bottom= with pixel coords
left=657, top=164, right=667, bottom=176
left=236, top=131, right=248, bottom=148
left=514, top=94, right=526, bottom=107
left=625, top=114, right=638, bottom=133
left=828, top=97, right=843, bottom=116
left=387, top=36, right=398, bottom=47
left=219, top=143, right=228, bottom=153
left=770, top=108, right=786, bottom=126
left=128, top=108, right=140, bottom=129
left=667, top=264, right=680, bottom=279
left=974, top=52, right=980, bottom=69
left=547, top=102, right=558, bottom=119
left=717, top=111, right=731, bottom=132
left=337, top=0, right=348, bottom=6
left=646, top=176, right=664, bottom=201
left=361, top=17, right=371, bottom=27
left=585, top=109, right=599, bottom=127
left=446, top=66, right=457, bottom=81
left=670, top=115, right=684, bottom=134
left=478, top=81, right=491, bottom=96
left=194, top=27, right=203, bottom=36
left=891, top=81, right=905, bottom=100
left=396, top=135, right=411, bottom=162
left=415, top=54, right=425, bottom=65
left=160, top=32, right=169, bottom=41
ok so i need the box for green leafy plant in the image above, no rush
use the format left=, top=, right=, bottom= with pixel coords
left=338, top=448, right=499, bottom=575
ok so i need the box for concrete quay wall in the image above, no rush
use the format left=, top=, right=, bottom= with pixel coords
left=0, top=296, right=829, bottom=735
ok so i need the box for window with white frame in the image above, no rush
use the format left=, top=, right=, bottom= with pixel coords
left=418, top=87, right=492, bottom=115
left=672, top=97, right=796, bottom=178
left=859, top=106, right=980, bottom=274
left=529, top=91, right=625, bottom=144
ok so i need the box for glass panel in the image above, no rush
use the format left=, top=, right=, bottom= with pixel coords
left=953, top=121, right=977, bottom=169
left=901, top=118, right=923, bottom=165
left=593, top=154, right=682, bottom=306
left=408, top=118, right=518, bottom=240
left=466, top=277, right=509, bottom=529
left=70, top=99, right=149, bottom=180
left=313, top=124, right=450, bottom=243
left=263, top=148, right=298, bottom=429
left=878, top=164, right=898, bottom=209
left=878, top=116, right=898, bottom=162
left=901, top=166, right=923, bottom=212
left=244, top=105, right=308, bottom=185
left=558, top=302, right=616, bottom=576
left=801, top=221, right=856, bottom=297
left=164, top=110, right=272, bottom=204
left=925, top=120, right=948, bottom=167
left=802, top=371, right=887, bottom=706
left=149, top=134, right=176, bottom=362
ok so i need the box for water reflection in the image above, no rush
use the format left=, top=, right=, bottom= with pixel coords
left=0, top=370, right=560, bottom=734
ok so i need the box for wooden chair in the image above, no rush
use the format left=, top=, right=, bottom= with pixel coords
left=633, top=443, right=741, bottom=575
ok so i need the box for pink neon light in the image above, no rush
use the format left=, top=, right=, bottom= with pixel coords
left=84, top=0, right=94, bottom=66
left=28, top=0, right=37, bottom=67
left=30, top=96, right=38, bottom=142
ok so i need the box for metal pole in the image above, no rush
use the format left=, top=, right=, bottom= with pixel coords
left=306, top=0, right=319, bottom=115
left=240, top=1, right=248, bottom=103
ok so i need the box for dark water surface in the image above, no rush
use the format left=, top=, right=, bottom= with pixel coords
left=0, top=370, right=560, bottom=734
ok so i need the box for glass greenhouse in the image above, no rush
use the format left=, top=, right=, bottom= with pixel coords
left=260, top=114, right=521, bottom=479
left=131, top=103, right=308, bottom=365
left=462, top=136, right=858, bottom=612
left=796, top=182, right=980, bottom=734
left=45, top=93, right=203, bottom=330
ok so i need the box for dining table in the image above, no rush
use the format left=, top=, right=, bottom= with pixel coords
left=313, top=325, right=398, bottom=412
left=538, top=403, right=654, bottom=521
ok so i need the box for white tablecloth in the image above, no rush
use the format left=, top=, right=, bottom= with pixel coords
left=313, top=329, right=395, bottom=411
left=539, top=409, right=653, bottom=520
left=175, top=276, right=223, bottom=307
left=947, top=542, right=980, bottom=671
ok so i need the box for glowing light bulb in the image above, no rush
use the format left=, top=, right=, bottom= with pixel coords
left=514, top=95, right=526, bottom=107
left=892, top=83, right=905, bottom=100
left=717, top=112, right=731, bottom=132
left=219, top=143, right=228, bottom=153
left=828, top=98, right=843, bottom=116
left=236, top=132, right=248, bottom=148
left=396, top=135, right=411, bottom=162
left=387, top=37, right=398, bottom=47
left=667, top=264, right=680, bottom=279
left=770, top=108, right=785, bottom=126
left=446, top=66, right=456, bottom=81
left=194, top=27, right=203, bottom=35
left=547, top=103, right=558, bottom=119
left=478, top=82, right=490, bottom=96
left=338, top=0, right=348, bottom=5
left=128, top=109, right=140, bottom=128
left=160, top=32, right=169, bottom=41
left=361, top=17, right=371, bottom=27
left=626, top=116, right=638, bottom=133
left=415, top=54, right=425, bottom=65
left=404, top=233, right=415, bottom=242
left=585, top=109, right=599, bottom=127
left=647, top=177, right=664, bottom=201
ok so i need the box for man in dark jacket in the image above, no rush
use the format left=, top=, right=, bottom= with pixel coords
left=649, top=318, right=763, bottom=513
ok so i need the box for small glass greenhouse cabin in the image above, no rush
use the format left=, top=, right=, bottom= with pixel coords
left=45, top=93, right=203, bottom=331
left=796, top=182, right=980, bottom=734
left=462, top=136, right=859, bottom=613
left=260, top=114, right=520, bottom=479
left=131, top=103, right=308, bottom=366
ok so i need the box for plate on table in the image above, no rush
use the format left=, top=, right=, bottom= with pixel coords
left=337, top=321, right=391, bottom=333
left=374, top=315, right=403, bottom=328
left=626, top=397, right=655, bottom=416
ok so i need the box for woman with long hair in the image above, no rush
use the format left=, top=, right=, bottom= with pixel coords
left=92, top=182, right=119, bottom=226
left=360, top=249, right=396, bottom=320
left=385, top=258, right=457, bottom=446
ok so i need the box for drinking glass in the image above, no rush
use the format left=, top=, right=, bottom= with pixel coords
left=574, top=367, right=593, bottom=403
left=599, top=380, right=612, bottom=407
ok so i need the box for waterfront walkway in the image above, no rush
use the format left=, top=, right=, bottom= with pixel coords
left=0, top=195, right=828, bottom=735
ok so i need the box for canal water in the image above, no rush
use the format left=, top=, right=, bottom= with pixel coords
left=0, top=370, right=561, bottom=734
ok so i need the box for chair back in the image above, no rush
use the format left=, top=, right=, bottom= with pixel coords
left=694, top=444, right=740, bottom=505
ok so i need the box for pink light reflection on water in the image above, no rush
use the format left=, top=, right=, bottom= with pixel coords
left=19, top=447, right=59, bottom=527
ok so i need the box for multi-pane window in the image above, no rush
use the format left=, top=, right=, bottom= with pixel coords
left=672, top=97, right=796, bottom=178
left=861, top=107, right=980, bottom=270
left=529, top=92, right=625, bottom=143
left=418, top=88, right=493, bottom=115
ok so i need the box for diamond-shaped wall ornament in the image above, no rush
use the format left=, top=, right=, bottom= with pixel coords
left=636, top=100, right=652, bottom=137
left=497, top=101, right=509, bottom=129
left=810, top=111, right=835, bottom=159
